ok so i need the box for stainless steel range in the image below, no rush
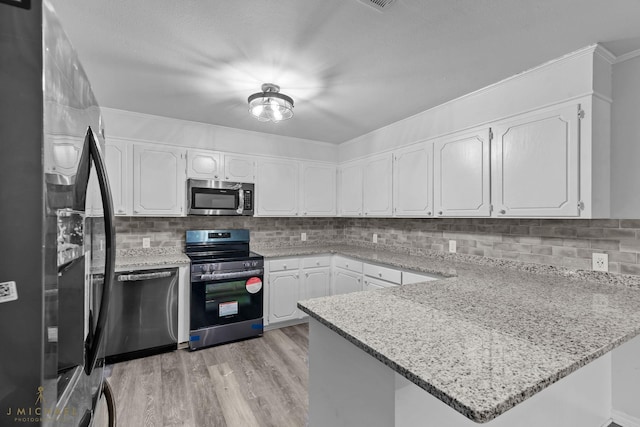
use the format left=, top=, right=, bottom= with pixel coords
left=186, top=229, right=264, bottom=350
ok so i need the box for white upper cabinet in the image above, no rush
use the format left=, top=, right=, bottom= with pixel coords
left=492, top=103, right=580, bottom=217
left=223, top=154, right=255, bottom=183
left=256, top=158, right=299, bottom=216
left=105, top=139, right=132, bottom=216
left=186, top=149, right=222, bottom=180
left=133, top=144, right=186, bottom=216
left=393, top=142, right=433, bottom=217
left=433, top=127, right=491, bottom=217
left=338, top=161, right=363, bottom=216
left=48, top=136, right=83, bottom=176
left=301, top=162, right=336, bottom=216
left=363, top=153, right=393, bottom=216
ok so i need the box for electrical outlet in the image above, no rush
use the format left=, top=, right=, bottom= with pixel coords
left=372, top=233, right=378, bottom=243
left=592, top=253, right=608, bottom=272
left=301, top=232, right=307, bottom=241
left=449, top=240, right=457, bottom=253
left=142, top=237, right=151, bottom=248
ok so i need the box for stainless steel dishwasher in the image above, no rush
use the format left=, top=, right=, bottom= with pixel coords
left=106, top=268, right=178, bottom=363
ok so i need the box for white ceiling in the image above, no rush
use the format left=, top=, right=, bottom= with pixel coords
left=51, top=0, right=640, bottom=144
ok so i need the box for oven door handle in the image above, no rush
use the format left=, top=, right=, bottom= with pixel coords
left=199, top=269, right=263, bottom=281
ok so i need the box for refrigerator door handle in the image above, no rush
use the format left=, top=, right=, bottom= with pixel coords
left=84, top=127, right=116, bottom=375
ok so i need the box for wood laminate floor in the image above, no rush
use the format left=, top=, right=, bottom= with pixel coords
left=105, top=324, right=309, bottom=427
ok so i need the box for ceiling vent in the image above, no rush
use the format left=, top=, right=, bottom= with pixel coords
left=357, top=0, right=397, bottom=12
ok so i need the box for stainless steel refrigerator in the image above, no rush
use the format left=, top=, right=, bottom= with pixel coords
left=0, top=1, right=116, bottom=426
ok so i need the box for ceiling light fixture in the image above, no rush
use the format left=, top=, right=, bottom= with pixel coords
left=248, top=83, right=294, bottom=123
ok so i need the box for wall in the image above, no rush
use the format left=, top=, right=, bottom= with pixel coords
left=115, top=216, right=341, bottom=250
left=611, top=52, right=640, bottom=217
left=339, top=45, right=608, bottom=162
left=117, top=216, right=640, bottom=276
left=103, top=107, right=339, bottom=163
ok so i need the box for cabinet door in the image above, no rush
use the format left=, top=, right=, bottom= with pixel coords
left=338, top=161, right=363, bottom=216
left=47, top=136, right=83, bottom=176
left=302, top=267, right=331, bottom=300
left=433, top=127, right=491, bottom=217
left=393, top=142, right=433, bottom=217
left=492, top=103, right=580, bottom=217
left=256, top=159, right=299, bottom=216
left=363, top=153, right=393, bottom=216
left=363, top=277, right=397, bottom=290
left=301, top=162, right=336, bottom=216
left=223, top=154, right=255, bottom=183
left=133, top=144, right=186, bottom=216
left=186, top=149, right=222, bottom=180
left=105, top=139, right=131, bottom=215
left=333, top=269, right=362, bottom=295
left=268, top=270, right=300, bottom=324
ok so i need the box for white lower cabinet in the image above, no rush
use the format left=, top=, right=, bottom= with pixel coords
left=266, top=254, right=443, bottom=328
left=268, top=269, right=300, bottom=324
left=333, top=268, right=363, bottom=295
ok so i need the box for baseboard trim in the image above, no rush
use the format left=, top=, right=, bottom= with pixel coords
left=613, top=410, right=640, bottom=427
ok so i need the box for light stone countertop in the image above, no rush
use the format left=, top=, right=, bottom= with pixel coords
left=114, top=247, right=190, bottom=272
left=254, top=244, right=640, bottom=423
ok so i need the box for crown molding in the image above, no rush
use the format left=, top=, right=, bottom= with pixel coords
left=614, top=48, right=640, bottom=64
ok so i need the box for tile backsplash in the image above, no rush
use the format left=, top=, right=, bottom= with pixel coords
left=115, top=217, right=640, bottom=275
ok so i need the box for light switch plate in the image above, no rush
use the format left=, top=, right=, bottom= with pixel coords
left=142, top=237, right=151, bottom=248
left=372, top=233, right=378, bottom=243
left=301, top=232, right=307, bottom=241
left=449, top=240, right=457, bottom=253
left=592, top=253, right=608, bottom=272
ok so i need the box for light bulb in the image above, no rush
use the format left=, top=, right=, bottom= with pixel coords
left=251, top=104, right=264, bottom=117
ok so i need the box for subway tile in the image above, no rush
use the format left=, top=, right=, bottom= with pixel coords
left=509, top=225, right=530, bottom=235
left=540, top=237, right=565, bottom=246
left=561, top=257, right=591, bottom=270
left=551, top=246, right=578, bottom=257
left=607, top=251, right=637, bottom=263
left=576, top=227, right=604, bottom=238
left=561, top=238, right=590, bottom=248
left=602, top=228, right=637, bottom=239
left=620, top=263, right=640, bottom=275
left=576, top=248, right=597, bottom=259
left=620, top=240, right=640, bottom=253
left=531, top=245, right=552, bottom=255
left=589, top=219, right=620, bottom=228
left=620, top=219, right=640, bottom=228
left=589, top=239, right=620, bottom=251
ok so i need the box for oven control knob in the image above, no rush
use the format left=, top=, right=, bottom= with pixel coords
left=243, top=262, right=250, bottom=268
left=252, top=261, right=258, bottom=267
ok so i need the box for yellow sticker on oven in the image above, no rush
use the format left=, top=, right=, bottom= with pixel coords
left=246, top=277, right=262, bottom=294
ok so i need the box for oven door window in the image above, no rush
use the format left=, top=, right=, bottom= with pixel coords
left=191, top=278, right=263, bottom=330
left=192, top=188, right=239, bottom=211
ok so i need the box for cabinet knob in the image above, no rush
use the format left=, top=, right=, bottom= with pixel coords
left=427, top=211, right=432, bottom=216
left=283, top=265, right=287, bottom=269
left=438, top=211, right=443, bottom=216
left=358, top=212, right=362, bottom=216
left=364, top=212, right=368, bottom=216
left=305, top=273, right=309, bottom=278
left=294, top=274, right=299, bottom=279
left=357, top=278, right=361, bottom=282
left=345, top=264, right=349, bottom=268
left=499, top=209, right=506, bottom=214
left=226, top=176, right=229, bottom=180
left=214, top=175, right=218, bottom=179
left=378, top=272, right=382, bottom=277
left=316, top=261, right=320, bottom=265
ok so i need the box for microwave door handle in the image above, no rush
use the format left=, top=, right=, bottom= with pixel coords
left=237, top=189, right=245, bottom=214
left=84, top=126, right=116, bottom=376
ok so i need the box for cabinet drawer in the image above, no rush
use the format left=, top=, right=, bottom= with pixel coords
left=402, top=271, right=440, bottom=285
left=333, top=257, right=363, bottom=273
left=302, top=256, right=331, bottom=269
left=364, top=276, right=398, bottom=290
left=269, top=258, right=300, bottom=272
left=363, top=263, right=402, bottom=284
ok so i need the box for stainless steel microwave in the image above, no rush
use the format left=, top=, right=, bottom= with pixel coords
left=187, top=179, right=254, bottom=216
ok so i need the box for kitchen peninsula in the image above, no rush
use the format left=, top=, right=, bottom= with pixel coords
left=293, top=248, right=640, bottom=427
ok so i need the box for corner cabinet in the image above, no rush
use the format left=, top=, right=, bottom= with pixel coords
left=491, top=103, right=581, bottom=217
left=433, top=127, right=491, bottom=217
left=256, top=158, right=299, bottom=216
left=393, top=142, right=433, bottom=217
left=132, top=144, right=186, bottom=216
